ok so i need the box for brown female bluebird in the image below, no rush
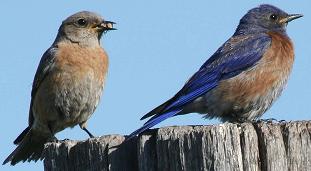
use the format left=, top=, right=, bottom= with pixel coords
left=128, top=4, right=302, bottom=139
left=3, top=11, right=115, bottom=165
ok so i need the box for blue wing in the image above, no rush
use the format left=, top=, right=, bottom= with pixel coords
left=127, top=33, right=271, bottom=139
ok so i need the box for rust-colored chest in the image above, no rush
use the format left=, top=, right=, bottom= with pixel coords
left=221, top=32, right=294, bottom=98
left=207, top=32, right=295, bottom=120
left=54, top=42, right=109, bottom=83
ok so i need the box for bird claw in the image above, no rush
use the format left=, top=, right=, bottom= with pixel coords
left=256, top=118, right=280, bottom=123
left=48, top=136, right=59, bottom=143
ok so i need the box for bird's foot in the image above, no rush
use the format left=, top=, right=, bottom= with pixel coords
left=227, top=118, right=251, bottom=124
left=255, top=118, right=283, bottom=123
left=48, top=136, right=59, bottom=143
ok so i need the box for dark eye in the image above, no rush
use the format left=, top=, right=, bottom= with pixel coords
left=77, top=18, right=87, bottom=26
left=269, top=14, right=278, bottom=21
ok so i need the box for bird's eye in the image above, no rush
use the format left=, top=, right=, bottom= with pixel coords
left=269, top=14, right=278, bottom=21
left=77, top=18, right=87, bottom=26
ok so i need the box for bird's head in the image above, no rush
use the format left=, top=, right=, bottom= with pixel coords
left=235, top=4, right=302, bottom=35
left=56, top=11, right=116, bottom=46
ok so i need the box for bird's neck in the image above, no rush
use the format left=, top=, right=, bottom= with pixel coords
left=234, top=24, right=287, bottom=36
left=53, top=32, right=101, bottom=48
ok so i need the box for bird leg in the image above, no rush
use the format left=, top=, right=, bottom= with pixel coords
left=82, top=127, right=94, bottom=138
left=80, top=122, right=95, bottom=138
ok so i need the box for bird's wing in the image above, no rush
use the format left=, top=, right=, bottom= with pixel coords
left=29, top=47, right=58, bottom=126
left=130, top=34, right=271, bottom=138
left=14, top=47, right=57, bottom=145
left=164, top=34, right=272, bottom=111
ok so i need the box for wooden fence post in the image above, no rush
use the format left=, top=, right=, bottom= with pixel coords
left=43, top=121, right=311, bottom=171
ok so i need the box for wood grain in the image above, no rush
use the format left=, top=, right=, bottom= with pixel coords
left=43, top=121, right=311, bottom=171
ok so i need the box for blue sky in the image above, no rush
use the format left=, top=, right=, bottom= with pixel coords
left=1, top=1, right=310, bottom=170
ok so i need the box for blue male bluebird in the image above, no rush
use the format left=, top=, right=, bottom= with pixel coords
left=128, top=4, right=302, bottom=139
left=3, top=11, right=115, bottom=165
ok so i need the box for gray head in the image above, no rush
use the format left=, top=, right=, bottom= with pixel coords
left=235, top=4, right=302, bottom=35
left=55, top=11, right=115, bottom=46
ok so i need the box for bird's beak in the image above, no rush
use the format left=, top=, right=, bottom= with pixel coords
left=279, top=14, right=303, bottom=24
left=100, top=20, right=116, bottom=31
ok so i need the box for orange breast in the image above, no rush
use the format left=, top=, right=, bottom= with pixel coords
left=32, top=42, right=109, bottom=131
left=54, top=42, right=109, bottom=84
left=210, top=32, right=294, bottom=119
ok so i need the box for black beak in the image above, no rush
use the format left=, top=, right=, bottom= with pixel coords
left=280, top=14, right=303, bottom=24
left=101, top=20, right=116, bottom=30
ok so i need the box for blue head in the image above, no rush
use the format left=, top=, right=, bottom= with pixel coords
left=235, top=4, right=302, bottom=35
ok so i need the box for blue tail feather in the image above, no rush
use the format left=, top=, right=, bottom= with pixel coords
left=126, top=109, right=181, bottom=140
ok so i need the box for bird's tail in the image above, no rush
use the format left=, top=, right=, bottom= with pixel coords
left=127, top=109, right=182, bottom=140
left=3, top=128, right=50, bottom=165
left=13, top=126, right=30, bottom=145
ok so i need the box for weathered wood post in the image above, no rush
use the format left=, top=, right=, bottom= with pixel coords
left=43, top=121, right=311, bottom=171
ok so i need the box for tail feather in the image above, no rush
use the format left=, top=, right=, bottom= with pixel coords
left=140, top=101, right=169, bottom=120
left=127, top=109, right=181, bottom=140
left=3, top=129, right=50, bottom=165
left=13, top=126, right=30, bottom=145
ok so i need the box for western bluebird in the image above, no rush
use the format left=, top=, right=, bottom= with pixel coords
left=128, top=4, right=302, bottom=139
left=3, top=11, right=115, bottom=165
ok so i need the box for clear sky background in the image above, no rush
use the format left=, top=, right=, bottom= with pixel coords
left=1, top=1, right=310, bottom=170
